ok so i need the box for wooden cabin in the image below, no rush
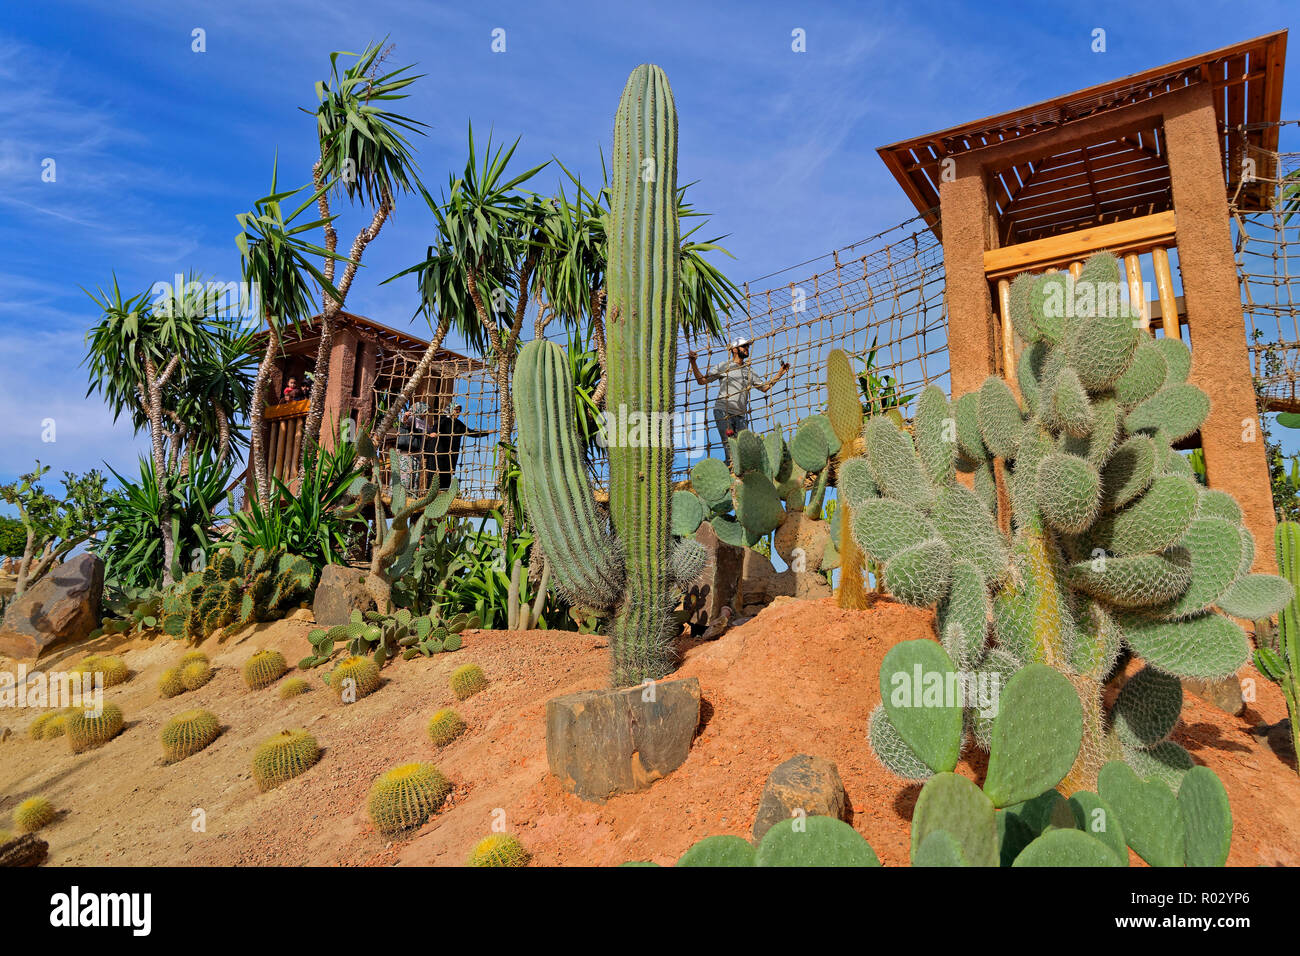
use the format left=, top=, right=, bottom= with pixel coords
left=877, top=30, right=1288, bottom=570
left=251, top=312, right=482, bottom=494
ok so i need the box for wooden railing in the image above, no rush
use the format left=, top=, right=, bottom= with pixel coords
left=984, top=211, right=1184, bottom=380
left=263, top=399, right=309, bottom=486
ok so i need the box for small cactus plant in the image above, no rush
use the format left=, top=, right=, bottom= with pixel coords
left=28, top=711, right=60, bottom=740
left=180, top=660, right=213, bottom=691
left=468, top=833, right=531, bottom=867
left=41, top=710, right=71, bottom=740
left=450, top=664, right=487, bottom=701
left=158, top=667, right=186, bottom=699
left=367, top=762, right=451, bottom=834
left=427, top=708, right=466, bottom=748
left=329, top=655, right=380, bottom=703
left=160, top=709, right=221, bottom=762
left=1256, top=521, right=1300, bottom=775
left=65, top=702, right=124, bottom=753
left=71, top=654, right=129, bottom=687
left=278, top=676, right=311, bottom=699
left=13, top=797, right=55, bottom=833
left=251, top=729, right=320, bottom=790
left=180, top=650, right=209, bottom=667
left=242, top=649, right=288, bottom=690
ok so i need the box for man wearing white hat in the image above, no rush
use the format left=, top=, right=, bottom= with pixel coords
left=688, top=337, right=789, bottom=463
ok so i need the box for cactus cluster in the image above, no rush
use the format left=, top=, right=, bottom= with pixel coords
left=29, top=710, right=70, bottom=740
left=1256, top=521, right=1300, bottom=774
left=657, top=654, right=1233, bottom=867
left=251, top=729, right=320, bottom=790
left=427, top=708, right=467, bottom=748
left=160, top=708, right=221, bottom=762
left=848, top=252, right=1293, bottom=789
left=327, top=655, right=381, bottom=703
left=450, top=663, right=487, bottom=701
left=300, top=607, right=473, bottom=670
left=242, top=649, right=288, bottom=690
left=159, top=543, right=315, bottom=643
left=65, top=702, right=124, bottom=753
left=13, top=796, right=55, bottom=833
left=513, top=64, right=685, bottom=687
left=468, top=833, right=531, bottom=867
left=158, top=668, right=186, bottom=699
left=367, top=762, right=451, bottom=834
left=340, top=459, right=458, bottom=614
left=70, top=654, right=130, bottom=687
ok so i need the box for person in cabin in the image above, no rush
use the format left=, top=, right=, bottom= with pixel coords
left=430, top=403, right=491, bottom=491
left=687, top=337, right=789, bottom=463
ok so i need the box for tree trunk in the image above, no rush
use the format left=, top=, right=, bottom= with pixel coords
left=250, top=315, right=280, bottom=508
left=14, top=527, right=36, bottom=596
left=215, top=406, right=231, bottom=466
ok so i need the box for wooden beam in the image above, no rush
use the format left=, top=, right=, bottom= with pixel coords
left=983, top=210, right=1176, bottom=279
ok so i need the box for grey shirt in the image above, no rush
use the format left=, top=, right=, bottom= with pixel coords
left=706, top=359, right=759, bottom=416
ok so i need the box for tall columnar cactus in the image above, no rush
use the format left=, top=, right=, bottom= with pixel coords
left=514, top=64, right=683, bottom=687
left=849, top=252, right=1293, bottom=791
left=827, top=348, right=871, bottom=609
left=1257, top=521, right=1300, bottom=773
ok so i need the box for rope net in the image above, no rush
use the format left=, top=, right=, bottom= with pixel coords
left=1233, top=123, right=1300, bottom=412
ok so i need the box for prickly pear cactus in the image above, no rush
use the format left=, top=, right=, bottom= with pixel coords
left=850, top=252, right=1292, bottom=791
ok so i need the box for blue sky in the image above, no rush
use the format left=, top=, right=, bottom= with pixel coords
left=1, top=0, right=1297, bottom=490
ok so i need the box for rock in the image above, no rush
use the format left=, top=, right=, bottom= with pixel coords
left=0, top=834, right=48, bottom=867
left=311, top=565, right=375, bottom=628
left=0, top=554, right=103, bottom=659
left=682, top=522, right=742, bottom=635
left=1182, top=675, right=1245, bottom=716
left=1266, top=718, right=1296, bottom=761
left=546, top=677, right=701, bottom=802
left=735, top=549, right=832, bottom=612
left=752, top=753, right=850, bottom=841
left=774, top=512, right=831, bottom=573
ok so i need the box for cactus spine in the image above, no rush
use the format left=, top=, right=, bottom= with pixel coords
left=1257, top=521, right=1300, bottom=773
left=514, top=64, right=680, bottom=687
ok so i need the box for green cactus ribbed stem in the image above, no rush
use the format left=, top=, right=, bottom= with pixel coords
left=603, top=64, right=680, bottom=686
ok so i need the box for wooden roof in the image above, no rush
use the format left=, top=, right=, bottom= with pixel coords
left=272, top=311, right=477, bottom=367
left=878, top=31, right=1288, bottom=243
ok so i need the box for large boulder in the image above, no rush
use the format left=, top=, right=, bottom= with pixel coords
left=311, top=564, right=375, bottom=628
left=546, top=677, right=701, bottom=802
left=752, top=753, right=851, bottom=841
left=681, top=522, right=742, bottom=635
left=0, top=554, right=103, bottom=659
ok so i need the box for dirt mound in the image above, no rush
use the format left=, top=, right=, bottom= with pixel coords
left=1, top=598, right=1297, bottom=866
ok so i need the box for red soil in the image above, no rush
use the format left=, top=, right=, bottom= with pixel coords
left=1, top=597, right=1296, bottom=866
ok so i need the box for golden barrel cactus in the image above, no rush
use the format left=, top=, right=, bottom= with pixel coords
left=13, top=797, right=55, bottom=833
left=65, top=702, right=124, bottom=753
left=252, top=729, right=320, bottom=791
left=329, top=656, right=380, bottom=703
left=367, top=762, right=451, bottom=834
left=161, top=709, right=221, bottom=762
left=468, top=834, right=531, bottom=867
left=450, top=664, right=487, bottom=701
left=242, top=649, right=288, bottom=690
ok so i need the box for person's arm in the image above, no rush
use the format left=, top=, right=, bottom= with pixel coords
left=755, top=360, right=791, bottom=394
left=687, top=350, right=714, bottom=386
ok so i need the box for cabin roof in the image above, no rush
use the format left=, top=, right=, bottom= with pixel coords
left=878, top=30, right=1288, bottom=242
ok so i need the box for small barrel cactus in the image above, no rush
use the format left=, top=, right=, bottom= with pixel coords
left=251, top=729, right=320, bottom=791
left=28, top=711, right=61, bottom=740
left=180, top=661, right=213, bottom=691
left=13, top=797, right=55, bottom=833
left=158, top=667, right=186, bottom=699
left=65, top=702, right=124, bottom=753
left=278, top=677, right=311, bottom=699
left=367, top=762, right=451, bottom=834
left=72, top=654, right=130, bottom=687
left=468, top=833, right=531, bottom=867
left=180, top=650, right=209, bottom=667
left=329, top=655, right=380, bottom=703
left=41, top=710, right=71, bottom=740
left=450, top=664, right=487, bottom=701
left=427, top=708, right=467, bottom=748
left=242, top=649, right=288, bottom=690
left=161, top=709, right=221, bottom=762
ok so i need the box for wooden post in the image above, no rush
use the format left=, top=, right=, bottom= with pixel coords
left=1151, top=246, right=1181, bottom=339
left=1164, top=83, right=1275, bottom=571
left=938, top=159, right=998, bottom=400
left=997, top=279, right=1016, bottom=381
left=1123, top=253, right=1150, bottom=332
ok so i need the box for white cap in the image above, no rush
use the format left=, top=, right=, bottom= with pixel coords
left=730, top=337, right=751, bottom=349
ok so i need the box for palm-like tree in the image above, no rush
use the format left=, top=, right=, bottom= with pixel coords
left=236, top=162, right=343, bottom=506
left=378, top=128, right=547, bottom=533
left=177, top=321, right=259, bottom=466
left=301, top=40, right=428, bottom=456
left=84, top=273, right=223, bottom=582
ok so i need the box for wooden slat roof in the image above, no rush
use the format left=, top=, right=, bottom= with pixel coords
left=878, top=30, right=1288, bottom=241
left=269, top=311, right=479, bottom=368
